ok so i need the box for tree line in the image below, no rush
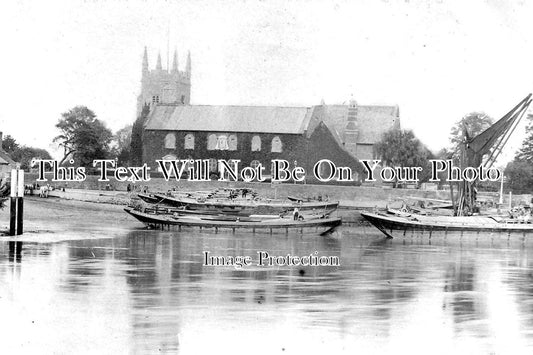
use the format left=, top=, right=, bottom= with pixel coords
left=374, top=111, right=533, bottom=194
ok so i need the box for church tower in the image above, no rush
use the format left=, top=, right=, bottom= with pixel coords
left=136, top=46, right=191, bottom=116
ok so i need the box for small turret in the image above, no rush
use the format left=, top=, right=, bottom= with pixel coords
left=172, top=49, right=179, bottom=73
left=142, top=46, right=149, bottom=75
left=186, top=51, right=191, bottom=77
left=156, top=52, right=162, bottom=70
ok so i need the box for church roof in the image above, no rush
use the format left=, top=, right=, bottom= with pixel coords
left=324, top=104, right=400, bottom=144
left=145, top=105, right=314, bottom=134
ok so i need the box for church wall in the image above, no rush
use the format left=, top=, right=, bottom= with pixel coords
left=305, top=122, right=363, bottom=182
left=142, top=122, right=362, bottom=184
left=142, top=130, right=308, bottom=175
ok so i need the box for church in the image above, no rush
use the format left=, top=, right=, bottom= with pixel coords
left=137, top=48, right=400, bottom=182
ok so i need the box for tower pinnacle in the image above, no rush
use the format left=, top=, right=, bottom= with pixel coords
left=186, top=51, right=191, bottom=76
left=142, top=46, right=148, bottom=73
left=156, top=52, right=162, bottom=70
left=172, top=49, right=179, bottom=73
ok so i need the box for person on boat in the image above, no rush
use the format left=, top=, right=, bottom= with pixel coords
left=293, top=207, right=300, bottom=221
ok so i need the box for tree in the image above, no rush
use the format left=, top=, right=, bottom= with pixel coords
left=374, top=129, right=434, bottom=185
left=130, top=104, right=150, bottom=165
left=449, top=112, right=493, bottom=153
left=2, top=135, right=19, bottom=154
left=111, top=124, right=132, bottom=165
left=502, top=113, right=533, bottom=194
left=1, top=135, right=52, bottom=170
left=12, top=147, right=52, bottom=170
left=514, top=114, right=533, bottom=163
left=54, top=106, right=113, bottom=166
left=505, top=160, right=533, bottom=194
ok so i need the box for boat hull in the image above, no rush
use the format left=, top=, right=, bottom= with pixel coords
left=125, top=207, right=341, bottom=234
left=361, top=211, right=533, bottom=238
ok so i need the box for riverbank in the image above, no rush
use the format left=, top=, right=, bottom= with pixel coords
left=0, top=197, right=138, bottom=242
left=27, top=172, right=458, bottom=208
left=28, top=173, right=529, bottom=207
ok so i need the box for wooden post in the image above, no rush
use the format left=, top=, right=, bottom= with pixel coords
left=16, top=169, right=24, bottom=235
left=16, top=197, right=23, bottom=235
left=9, top=197, right=16, bottom=236
left=7, top=169, right=25, bottom=236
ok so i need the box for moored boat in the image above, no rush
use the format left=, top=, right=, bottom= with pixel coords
left=361, top=211, right=533, bottom=238
left=124, top=207, right=341, bottom=234
left=151, top=192, right=339, bottom=213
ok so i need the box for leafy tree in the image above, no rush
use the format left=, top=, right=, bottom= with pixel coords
left=505, top=160, right=533, bottom=194
left=502, top=114, right=533, bottom=194
left=110, top=124, right=132, bottom=165
left=2, top=135, right=19, bottom=154
left=449, top=112, right=493, bottom=153
left=374, top=129, right=434, bottom=185
left=130, top=104, right=150, bottom=165
left=54, top=106, right=113, bottom=166
left=12, top=147, right=52, bottom=170
left=1, top=135, right=52, bottom=170
left=514, top=114, right=533, bottom=163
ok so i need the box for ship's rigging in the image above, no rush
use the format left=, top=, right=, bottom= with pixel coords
left=455, top=94, right=532, bottom=215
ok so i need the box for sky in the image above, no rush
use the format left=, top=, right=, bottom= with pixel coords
left=1, top=0, right=532, bottom=163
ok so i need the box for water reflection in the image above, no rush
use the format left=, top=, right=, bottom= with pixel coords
left=8, top=241, right=22, bottom=263
left=1, top=228, right=533, bottom=354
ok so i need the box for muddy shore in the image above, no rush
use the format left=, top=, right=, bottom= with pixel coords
left=0, top=197, right=139, bottom=242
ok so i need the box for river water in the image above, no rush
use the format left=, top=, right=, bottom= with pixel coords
left=1, top=224, right=533, bottom=354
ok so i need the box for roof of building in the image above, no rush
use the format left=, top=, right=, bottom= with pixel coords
left=145, top=105, right=314, bottom=134
left=324, top=105, right=400, bottom=144
left=144, top=103, right=401, bottom=146
left=0, top=150, right=16, bottom=166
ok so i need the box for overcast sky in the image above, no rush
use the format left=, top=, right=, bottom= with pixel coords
left=1, top=0, right=532, bottom=162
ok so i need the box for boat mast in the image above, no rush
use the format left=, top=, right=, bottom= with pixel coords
left=455, top=94, right=532, bottom=216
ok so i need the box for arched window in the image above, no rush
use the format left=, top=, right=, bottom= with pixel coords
left=271, top=136, right=282, bottom=153
left=207, top=134, right=217, bottom=150
left=164, top=133, right=176, bottom=149
left=216, top=135, right=229, bottom=150
left=228, top=135, right=238, bottom=151
left=184, top=134, right=195, bottom=150
left=251, top=136, right=261, bottom=151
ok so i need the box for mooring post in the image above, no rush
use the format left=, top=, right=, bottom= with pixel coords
left=8, top=168, right=24, bottom=236
left=9, top=197, right=16, bottom=236
left=16, top=197, right=23, bottom=235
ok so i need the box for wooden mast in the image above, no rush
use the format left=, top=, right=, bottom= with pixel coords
left=455, top=94, right=532, bottom=216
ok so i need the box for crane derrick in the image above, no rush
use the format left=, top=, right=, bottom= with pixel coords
left=455, top=94, right=532, bottom=216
